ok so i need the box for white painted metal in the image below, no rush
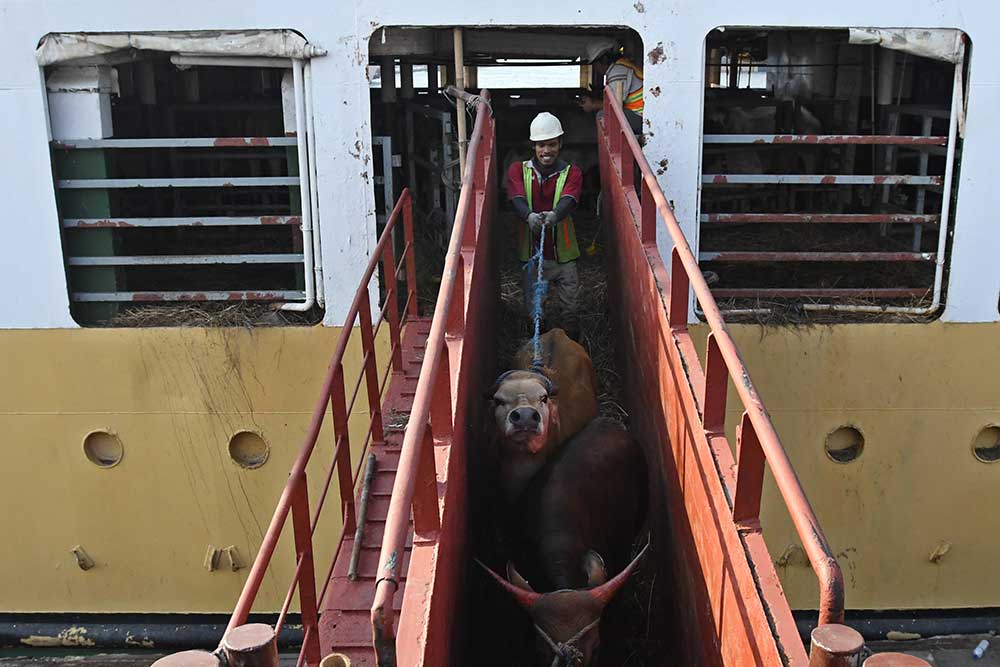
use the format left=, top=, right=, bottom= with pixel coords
left=46, top=66, right=114, bottom=140
left=305, top=60, right=325, bottom=308
left=57, top=177, right=299, bottom=188
left=62, top=216, right=300, bottom=227
left=52, top=137, right=297, bottom=148
left=280, top=59, right=316, bottom=313
left=170, top=55, right=292, bottom=68
left=0, top=1, right=996, bottom=328
left=68, top=254, right=304, bottom=265
left=72, top=290, right=305, bottom=302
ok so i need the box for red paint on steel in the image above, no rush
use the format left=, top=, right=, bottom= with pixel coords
left=712, top=287, right=929, bottom=298
left=808, top=624, right=864, bottom=667
left=260, top=216, right=302, bottom=225
left=702, top=213, right=940, bottom=224
left=222, top=623, right=280, bottom=667
left=222, top=190, right=418, bottom=667
left=707, top=134, right=947, bottom=145
left=214, top=137, right=277, bottom=147
left=370, top=90, right=496, bottom=667
left=601, top=87, right=844, bottom=664
left=700, top=251, right=934, bottom=263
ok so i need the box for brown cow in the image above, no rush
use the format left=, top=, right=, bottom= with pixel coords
left=488, top=328, right=598, bottom=502
left=479, top=419, right=648, bottom=666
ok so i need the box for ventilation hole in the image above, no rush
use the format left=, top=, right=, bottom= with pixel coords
left=83, top=430, right=124, bottom=468
left=228, top=431, right=269, bottom=469
left=973, top=426, right=1000, bottom=463
left=825, top=426, right=864, bottom=463
left=320, top=655, right=352, bottom=667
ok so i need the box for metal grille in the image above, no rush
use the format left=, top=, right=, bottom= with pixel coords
left=699, top=49, right=963, bottom=318
left=49, top=61, right=321, bottom=322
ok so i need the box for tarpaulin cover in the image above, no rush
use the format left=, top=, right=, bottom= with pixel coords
left=37, top=30, right=313, bottom=66
left=848, top=28, right=964, bottom=64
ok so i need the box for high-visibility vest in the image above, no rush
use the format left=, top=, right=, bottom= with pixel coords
left=518, top=161, right=581, bottom=264
left=615, top=57, right=644, bottom=113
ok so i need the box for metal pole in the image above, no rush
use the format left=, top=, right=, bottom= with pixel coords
left=808, top=624, right=864, bottom=667
left=348, top=447, right=379, bottom=580
left=222, top=623, right=280, bottom=667
left=453, top=27, right=468, bottom=175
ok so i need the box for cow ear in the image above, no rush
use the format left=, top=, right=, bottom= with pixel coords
left=584, top=550, right=607, bottom=588
left=507, top=561, right=536, bottom=593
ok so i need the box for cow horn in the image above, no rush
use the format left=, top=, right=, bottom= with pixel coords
left=587, top=542, right=650, bottom=606
left=475, top=559, right=541, bottom=609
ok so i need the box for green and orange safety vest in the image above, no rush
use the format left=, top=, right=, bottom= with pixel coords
left=517, top=161, right=581, bottom=264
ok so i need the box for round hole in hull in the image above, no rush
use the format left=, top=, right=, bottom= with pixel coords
left=83, top=430, right=124, bottom=468
left=825, top=426, right=864, bottom=464
left=229, top=430, right=270, bottom=469
left=973, top=426, right=1000, bottom=463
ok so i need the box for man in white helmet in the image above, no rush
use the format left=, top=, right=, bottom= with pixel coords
left=506, top=111, right=584, bottom=340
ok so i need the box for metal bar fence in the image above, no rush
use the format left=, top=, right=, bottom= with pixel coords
left=206, top=189, right=419, bottom=667
left=369, top=90, right=494, bottom=664
left=602, top=87, right=846, bottom=642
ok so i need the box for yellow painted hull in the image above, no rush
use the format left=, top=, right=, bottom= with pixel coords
left=0, top=326, right=384, bottom=613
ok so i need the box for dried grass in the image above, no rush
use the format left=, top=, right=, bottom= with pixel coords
left=101, top=302, right=313, bottom=328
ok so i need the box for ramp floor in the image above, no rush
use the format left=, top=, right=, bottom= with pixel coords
left=318, top=317, right=431, bottom=666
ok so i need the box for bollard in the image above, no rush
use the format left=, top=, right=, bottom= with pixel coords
left=863, top=653, right=933, bottom=666
left=809, top=624, right=865, bottom=667
left=320, top=654, right=352, bottom=667
left=222, top=623, right=280, bottom=667
left=151, top=650, right=220, bottom=667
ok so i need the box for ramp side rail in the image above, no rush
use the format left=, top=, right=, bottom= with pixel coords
left=601, top=86, right=844, bottom=635
left=222, top=188, right=418, bottom=666
left=370, top=91, right=495, bottom=665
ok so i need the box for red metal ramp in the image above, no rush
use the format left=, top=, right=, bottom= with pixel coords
left=318, top=318, right=429, bottom=666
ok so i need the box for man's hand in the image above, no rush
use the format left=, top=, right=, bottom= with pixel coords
left=578, top=95, right=601, bottom=113
left=527, top=212, right=545, bottom=233
left=543, top=210, right=559, bottom=226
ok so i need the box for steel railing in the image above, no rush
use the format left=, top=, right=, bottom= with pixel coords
left=601, top=87, right=845, bottom=626
left=370, top=90, right=494, bottom=664
left=221, top=187, right=419, bottom=666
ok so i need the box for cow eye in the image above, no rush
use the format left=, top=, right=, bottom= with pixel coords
left=540, top=395, right=548, bottom=404
left=492, top=396, right=505, bottom=405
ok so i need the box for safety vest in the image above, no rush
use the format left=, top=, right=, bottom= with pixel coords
left=615, top=57, right=644, bottom=113
left=518, top=161, right=580, bottom=264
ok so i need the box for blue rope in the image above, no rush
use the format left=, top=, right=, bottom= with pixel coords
left=530, top=220, right=549, bottom=367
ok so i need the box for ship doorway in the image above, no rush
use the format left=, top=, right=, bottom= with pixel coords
left=366, top=25, right=684, bottom=667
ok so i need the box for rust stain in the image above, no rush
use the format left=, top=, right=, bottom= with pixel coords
left=821, top=176, right=837, bottom=184
left=656, top=159, right=669, bottom=176
left=650, top=86, right=661, bottom=97
left=647, top=42, right=666, bottom=65
left=633, top=0, right=645, bottom=11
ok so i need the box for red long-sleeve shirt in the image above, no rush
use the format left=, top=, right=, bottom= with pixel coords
left=506, top=159, right=583, bottom=260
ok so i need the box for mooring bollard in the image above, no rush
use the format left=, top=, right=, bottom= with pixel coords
left=863, top=653, right=933, bottom=666
left=150, top=650, right=220, bottom=667
left=222, top=622, right=280, bottom=667
left=808, top=624, right=865, bottom=667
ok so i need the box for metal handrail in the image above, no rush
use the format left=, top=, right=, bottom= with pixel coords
left=370, top=90, right=493, bottom=661
left=602, top=88, right=845, bottom=625
left=222, top=188, right=418, bottom=665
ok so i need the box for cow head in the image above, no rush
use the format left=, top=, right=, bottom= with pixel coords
left=487, top=369, right=559, bottom=455
left=478, top=544, right=649, bottom=666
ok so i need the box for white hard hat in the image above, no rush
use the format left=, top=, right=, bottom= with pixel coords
left=529, top=112, right=564, bottom=142
left=584, top=38, right=618, bottom=63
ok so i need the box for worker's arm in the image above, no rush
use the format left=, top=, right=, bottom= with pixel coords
left=544, top=166, right=584, bottom=224
left=511, top=196, right=531, bottom=221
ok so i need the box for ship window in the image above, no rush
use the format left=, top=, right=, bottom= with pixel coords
left=699, top=27, right=966, bottom=323
left=40, top=31, right=323, bottom=326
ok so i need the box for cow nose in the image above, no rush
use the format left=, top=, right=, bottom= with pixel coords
left=508, top=407, right=541, bottom=425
